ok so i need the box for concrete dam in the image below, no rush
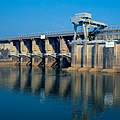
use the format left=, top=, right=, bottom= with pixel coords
left=0, top=13, right=120, bottom=72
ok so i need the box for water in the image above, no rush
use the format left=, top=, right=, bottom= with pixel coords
left=0, top=67, right=120, bottom=120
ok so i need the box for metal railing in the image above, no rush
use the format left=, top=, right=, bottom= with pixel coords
left=0, top=30, right=74, bottom=39
left=0, top=24, right=120, bottom=39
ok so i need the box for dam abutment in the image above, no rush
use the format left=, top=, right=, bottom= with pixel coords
left=71, top=41, right=120, bottom=72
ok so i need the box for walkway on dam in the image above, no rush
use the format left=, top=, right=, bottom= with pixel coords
left=0, top=24, right=120, bottom=41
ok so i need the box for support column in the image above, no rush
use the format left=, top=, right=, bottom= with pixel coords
left=71, top=43, right=78, bottom=68
left=32, top=39, right=44, bottom=66
left=20, top=41, right=28, bottom=54
left=83, top=24, right=87, bottom=41
left=93, top=44, right=104, bottom=71
left=71, top=43, right=84, bottom=68
left=73, top=25, right=77, bottom=40
left=10, top=42, right=18, bottom=55
left=98, top=44, right=104, bottom=68
left=10, top=41, right=20, bottom=65
left=81, top=43, right=91, bottom=71
left=45, top=38, right=56, bottom=67
left=83, top=43, right=87, bottom=68
left=113, top=43, right=120, bottom=72
left=86, top=44, right=93, bottom=68
left=94, top=44, right=98, bottom=68
left=77, top=45, right=83, bottom=68
left=60, top=38, right=69, bottom=54
left=60, top=38, right=71, bottom=68
left=20, top=40, right=31, bottom=66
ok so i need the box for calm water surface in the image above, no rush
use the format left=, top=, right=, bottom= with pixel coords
left=0, top=66, right=120, bottom=120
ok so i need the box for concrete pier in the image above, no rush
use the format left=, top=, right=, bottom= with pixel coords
left=94, top=44, right=104, bottom=71
left=113, top=43, right=120, bottom=72
left=45, top=38, right=56, bottom=67
left=32, top=39, right=45, bottom=67
left=20, top=40, right=32, bottom=66
left=0, top=35, right=72, bottom=68
left=71, top=41, right=120, bottom=72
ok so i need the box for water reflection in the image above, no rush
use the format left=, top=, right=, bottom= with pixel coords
left=0, top=67, right=120, bottom=120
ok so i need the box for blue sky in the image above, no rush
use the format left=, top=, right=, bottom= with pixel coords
left=0, top=0, right=120, bottom=37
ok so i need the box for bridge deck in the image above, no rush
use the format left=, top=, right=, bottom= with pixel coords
left=0, top=29, right=120, bottom=42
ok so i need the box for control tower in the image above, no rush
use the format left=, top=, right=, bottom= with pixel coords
left=71, top=13, right=107, bottom=42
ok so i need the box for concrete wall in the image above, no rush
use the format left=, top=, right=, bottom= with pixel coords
left=71, top=42, right=120, bottom=72
left=0, top=37, right=71, bottom=68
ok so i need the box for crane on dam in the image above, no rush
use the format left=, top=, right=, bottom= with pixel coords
left=71, top=13, right=108, bottom=42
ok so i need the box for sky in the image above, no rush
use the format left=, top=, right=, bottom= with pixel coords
left=0, top=0, right=120, bottom=37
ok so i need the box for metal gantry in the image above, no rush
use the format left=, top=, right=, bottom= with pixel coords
left=71, top=13, right=108, bottom=41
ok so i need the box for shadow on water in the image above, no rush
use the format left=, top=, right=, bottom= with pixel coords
left=0, top=66, right=120, bottom=120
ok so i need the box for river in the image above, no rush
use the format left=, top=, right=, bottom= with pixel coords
left=0, top=66, right=120, bottom=120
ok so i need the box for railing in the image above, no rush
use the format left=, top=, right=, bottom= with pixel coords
left=95, top=25, right=120, bottom=40
left=0, top=30, right=74, bottom=39
left=0, top=25, right=120, bottom=39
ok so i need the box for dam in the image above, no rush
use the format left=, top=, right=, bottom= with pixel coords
left=0, top=13, right=120, bottom=72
